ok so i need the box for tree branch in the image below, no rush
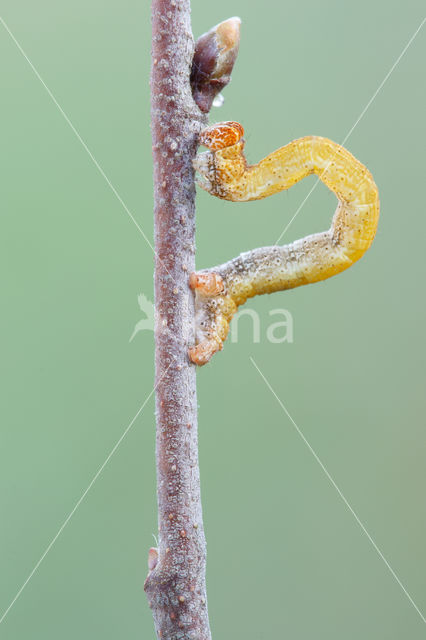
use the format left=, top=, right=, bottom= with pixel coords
left=144, top=3, right=239, bottom=639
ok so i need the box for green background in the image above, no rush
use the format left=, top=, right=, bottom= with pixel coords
left=1, top=1, right=425, bottom=638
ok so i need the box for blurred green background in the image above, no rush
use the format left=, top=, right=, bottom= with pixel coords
left=1, top=1, right=425, bottom=638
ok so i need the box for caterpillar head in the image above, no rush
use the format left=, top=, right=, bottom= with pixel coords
left=199, top=121, right=244, bottom=150
left=193, top=121, right=246, bottom=199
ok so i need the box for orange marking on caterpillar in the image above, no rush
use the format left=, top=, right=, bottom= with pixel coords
left=199, top=121, right=244, bottom=150
left=189, top=272, right=224, bottom=295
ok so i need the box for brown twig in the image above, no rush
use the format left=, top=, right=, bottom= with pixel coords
left=144, top=3, right=239, bottom=639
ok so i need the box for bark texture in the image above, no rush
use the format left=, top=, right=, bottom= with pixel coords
left=144, top=1, right=210, bottom=639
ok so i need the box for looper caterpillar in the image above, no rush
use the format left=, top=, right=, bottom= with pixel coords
left=189, top=121, right=379, bottom=366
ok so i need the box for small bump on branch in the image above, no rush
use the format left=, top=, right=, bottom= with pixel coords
left=191, top=17, right=241, bottom=113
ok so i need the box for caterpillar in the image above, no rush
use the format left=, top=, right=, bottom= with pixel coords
left=189, top=121, right=379, bottom=366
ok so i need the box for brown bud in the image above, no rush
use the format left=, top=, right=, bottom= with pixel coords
left=191, top=17, right=241, bottom=113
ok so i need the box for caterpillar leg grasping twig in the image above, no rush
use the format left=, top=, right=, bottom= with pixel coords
left=189, top=121, right=380, bottom=366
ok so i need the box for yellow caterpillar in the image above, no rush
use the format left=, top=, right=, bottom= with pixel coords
left=189, top=121, right=379, bottom=365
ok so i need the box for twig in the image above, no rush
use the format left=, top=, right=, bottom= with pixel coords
left=144, top=3, right=239, bottom=639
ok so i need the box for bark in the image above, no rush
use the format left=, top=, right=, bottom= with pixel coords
left=144, top=2, right=208, bottom=639
left=145, top=4, right=240, bottom=638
